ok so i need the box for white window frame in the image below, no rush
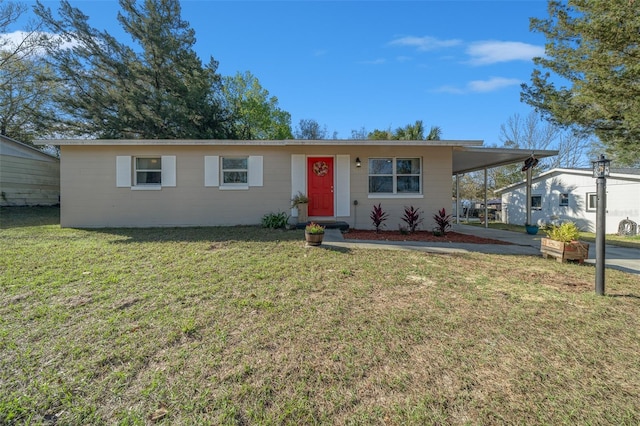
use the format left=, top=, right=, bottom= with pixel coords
left=204, top=155, right=263, bottom=190
left=559, top=193, right=569, bottom=207
left=221, top=156, right=249, bottom=188
left=134, top=157, right=162, bottom=187
left=367, top=157, right=422, bottom=198
left=531, top=195, right=542, bottom=210
left=116, top=155, right=175, bottom=190
left=586, top=192, right=597, bottom=211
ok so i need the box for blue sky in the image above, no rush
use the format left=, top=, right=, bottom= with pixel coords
left=15, top=0, right=552, bottom=144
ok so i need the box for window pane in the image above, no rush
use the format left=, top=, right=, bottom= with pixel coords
left=560, top=193, right=569, bottom=206
left=136, top=171, right=161, bottom=184
left=369, top=158, right=392, bottom=175
left=396, top=158, right=420, bottom=174
left=136, top=158, right=161, bottom=170
left=223, top=171, right=248, bottom=184
left=397, top=176, right=420, bottom=193
left=222, top=158, right=247, bottom=170
left=588, top=193, right=597, bottom=209
left=369, top=176, right=393, bottom=193
left=531, top=195, right=542, bottom=209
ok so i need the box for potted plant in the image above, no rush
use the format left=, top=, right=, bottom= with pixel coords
left=540, top=221, right=589, bottom=263
left=525, top=223, right=539, bottom=235
left=291, top=191, right=309, bottom=224
left=304, top=222, right=325, bottom=246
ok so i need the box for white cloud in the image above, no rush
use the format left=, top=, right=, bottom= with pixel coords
left=388, top=35, right=462, bottom=51
left=468, top=77, right=522, bottom=92
left=434, top=77, right=522, bottom=94
left=0, top=30, right=77, bottom=55
left=466, top=41, right=544, bottom=65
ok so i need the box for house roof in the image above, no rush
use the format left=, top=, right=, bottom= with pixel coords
left=495, top=167, right=640, bottom=195
left=32, top=138, right=558, bottom=175
left=34, top=138, right=484, bottom=147
left=1, top=135, right=59, bottom=161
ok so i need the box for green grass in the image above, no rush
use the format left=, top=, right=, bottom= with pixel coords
left=2, top=207, right=640, bottom=425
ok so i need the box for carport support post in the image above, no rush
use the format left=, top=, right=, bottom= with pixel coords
left=484, top=168, right=488, bottom=228
left=455, top=174, right=460, bottom=225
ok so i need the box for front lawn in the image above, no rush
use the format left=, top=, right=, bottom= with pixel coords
left=1, top=207, right=639, bottom=425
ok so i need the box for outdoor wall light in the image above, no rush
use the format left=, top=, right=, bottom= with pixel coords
left=592, top=154, right=610, bottom=178
left=355, top=157, right=361, bottom=167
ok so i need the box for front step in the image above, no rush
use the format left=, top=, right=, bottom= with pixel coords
left=295, top=221, right=350, bottom=232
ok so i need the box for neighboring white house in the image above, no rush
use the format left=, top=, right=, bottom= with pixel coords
left=496, top=168, right=640, bottom=234
left=0, top=135, right=60, bottom=206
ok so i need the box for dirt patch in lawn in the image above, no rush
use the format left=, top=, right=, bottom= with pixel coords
left=344, top=229, right=513, bottom=245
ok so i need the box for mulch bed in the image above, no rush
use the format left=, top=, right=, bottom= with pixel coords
left=344, top=229, right=513, bottom=245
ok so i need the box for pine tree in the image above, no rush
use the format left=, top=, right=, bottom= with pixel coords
left=521, top=0, right=640, bottom=165
left=35, top=0, right=231, bottom=139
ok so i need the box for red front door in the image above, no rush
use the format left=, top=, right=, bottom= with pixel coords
left=307, top=157, right=334, bottom=217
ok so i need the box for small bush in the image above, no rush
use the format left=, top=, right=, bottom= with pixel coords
left=401, top=205, right=423, bottom=233
left=261, top=211, right=289, bottom=229
left=545, top=221, right=581, bottom=243
left=433, top=208, right=453, bottom=235
left=370, top=203, right=389, bottom=233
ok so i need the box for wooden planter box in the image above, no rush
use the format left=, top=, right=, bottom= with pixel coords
left=540, top=238, right=589, bottom=264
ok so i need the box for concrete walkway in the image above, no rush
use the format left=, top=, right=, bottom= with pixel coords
left=321, top=224, right=640, bottom=275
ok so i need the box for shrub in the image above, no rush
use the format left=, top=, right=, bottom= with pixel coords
left=545, top=221, right=581, bottom=243
left=433, top=208, right=453, bottom=235
left=261, top=211, right=289, bottom=229
left=370, top=203, right=389, bottom=233
left=401, top=205, right=423, bottom=233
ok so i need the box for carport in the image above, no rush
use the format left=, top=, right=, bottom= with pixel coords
left=452, top=147, right=559, bottom=228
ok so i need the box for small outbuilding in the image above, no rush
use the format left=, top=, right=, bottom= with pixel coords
left=0, top=135, right=60, bottom=206
left=496, top=167, right=640, bottom=234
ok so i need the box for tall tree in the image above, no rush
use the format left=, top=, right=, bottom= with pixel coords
left=521, top=0, right=640, bottom=165
left=221, top=71, right=292, bottom=139
left=294, top=118, right=327, bottom=139
left=0, top=52, right=60, bottom=142
left=490, top=112, right=591, bottom=190
left=368, top=120, right=441, bottom=140
left=1, top=0, right=60, bottom=143
left=34, top=0, right=231, bottom=139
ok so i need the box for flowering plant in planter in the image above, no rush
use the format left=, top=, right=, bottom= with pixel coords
left=291, top=191, right=309, bottom=208
left=305, top=222, right=325, bottom=235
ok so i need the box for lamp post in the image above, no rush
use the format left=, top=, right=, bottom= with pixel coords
left=592, top=154, right=610, bottom=296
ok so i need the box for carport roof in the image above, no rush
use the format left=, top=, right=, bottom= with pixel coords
left=452, top=147, right=559, bottom=175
